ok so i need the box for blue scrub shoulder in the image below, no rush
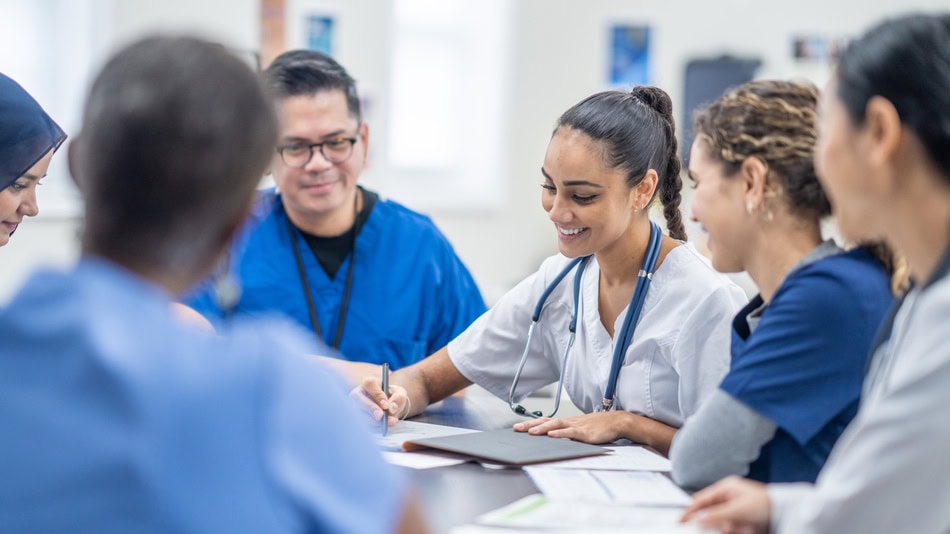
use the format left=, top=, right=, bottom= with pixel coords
left=0, top=260, right=405, bottom=533
left=217, top=187, right=485, bottom=368
left=722, top=247, right=893, bottom=483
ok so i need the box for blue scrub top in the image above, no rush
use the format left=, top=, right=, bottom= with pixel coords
left=720, top=247, right=893, bottom=483
left=0, top=258, right=405, bottom=533
left=186, top=188, right=486, bottom=369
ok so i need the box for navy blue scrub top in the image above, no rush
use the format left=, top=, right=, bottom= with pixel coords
left=720, top=247, right=893, bottom=483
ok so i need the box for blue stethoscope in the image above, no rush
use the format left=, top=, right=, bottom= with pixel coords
left=508, top=221, right=663, bottom=418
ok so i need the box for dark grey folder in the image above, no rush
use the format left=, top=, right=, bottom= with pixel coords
left=403, top=428, right=609, bottom=466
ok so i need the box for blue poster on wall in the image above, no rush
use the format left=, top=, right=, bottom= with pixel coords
left=609, top=25, right=650, bottom=86
left=306, top=15, right=335, bottom=55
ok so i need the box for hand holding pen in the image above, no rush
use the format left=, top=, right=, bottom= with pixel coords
left=350, top=365, right=412, bottom=431
left=381, top=363, right=390, bottom=437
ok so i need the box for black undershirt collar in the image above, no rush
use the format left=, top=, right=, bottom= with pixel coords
left=299, top=187, right=378, bottom=279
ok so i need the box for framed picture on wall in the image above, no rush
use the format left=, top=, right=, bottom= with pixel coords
left=286, top=0, right=340, bottom=56
left=788, top=34, right=848, bottom=86
left=791, top=35, right=846, bottom=62
left=306, top=14, right=335, bottom=55
left=607, top=24, right=651, bottom=87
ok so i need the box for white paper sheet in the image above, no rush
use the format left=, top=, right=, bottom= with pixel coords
left=382, top=450, right=470, bottom=469
left=472, top=494, right=707, bottom=532
left=451, top=527, right=548, bottom=534
left=376, top=420, right=479, bottom=451
left=530, top=445, right=671, bottom=471
left=453, top=527, right=703, bottom=534
left=525, top=468, right=690, bottom=507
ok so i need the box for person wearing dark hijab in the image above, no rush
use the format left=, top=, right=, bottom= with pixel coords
left=0, top=72, right=66, bottom=247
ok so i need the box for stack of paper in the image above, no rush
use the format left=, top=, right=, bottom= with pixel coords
left=382, top=450, right=471, bottom=470
left=377, top=420, right=479, bottom=451
left=377, top=420, right=478, bottom=470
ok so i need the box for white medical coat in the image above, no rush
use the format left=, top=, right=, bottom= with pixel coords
left=449, top=243, right=748, bottom=426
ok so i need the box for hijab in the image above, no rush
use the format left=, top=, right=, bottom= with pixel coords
left=0, top=72, right=66, bottom=191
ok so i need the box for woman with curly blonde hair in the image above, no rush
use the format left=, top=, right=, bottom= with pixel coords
left=669, top=79, right=894, bottom=489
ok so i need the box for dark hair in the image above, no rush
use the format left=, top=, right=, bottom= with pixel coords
left=836, top=14, right=950, bottom=182
left=693, top=80, right=830, bottom=221
left=555, top=86, right=686, bottom=241
left=72, top=36, right=278, bottom=277
left=264, top=49, right=361, bottom=122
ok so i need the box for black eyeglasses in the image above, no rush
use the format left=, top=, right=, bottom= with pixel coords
left=277, top=135, right=358, bottom=168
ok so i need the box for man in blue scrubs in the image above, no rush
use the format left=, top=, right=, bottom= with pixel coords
left=185, top=50, right=485, bottom=370
left=0, top=36, right=421, bottom=533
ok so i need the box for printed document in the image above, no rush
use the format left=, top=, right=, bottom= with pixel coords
left=525, top=468, right=690, bottom=506
left=473, top=494, right=705, bottom=532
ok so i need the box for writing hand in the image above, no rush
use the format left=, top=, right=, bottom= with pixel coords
left=351, top=376, right=410, bottom=427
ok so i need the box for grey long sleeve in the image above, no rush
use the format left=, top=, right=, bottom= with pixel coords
left=669, top=389, right=777, bottom=491
left=768, top=282, right=950, bottom=533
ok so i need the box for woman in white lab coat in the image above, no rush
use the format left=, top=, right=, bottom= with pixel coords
left=359, top=86, right=746, bottom=456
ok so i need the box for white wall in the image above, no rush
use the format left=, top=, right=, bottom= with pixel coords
left=433, top=0, right=950, bottom=301
left=109, top=0, right=260, bottom=48
left=2, top=0, right=949, bottom=303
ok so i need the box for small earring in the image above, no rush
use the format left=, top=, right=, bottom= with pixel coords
left=746, top=201, right=754, bottom=215
left=766, top=209, right=774, bottom=222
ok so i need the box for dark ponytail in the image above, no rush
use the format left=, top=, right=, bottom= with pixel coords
left=556, top=86, right=687, bottom=241
left=631, top=86, right=686, bottom=241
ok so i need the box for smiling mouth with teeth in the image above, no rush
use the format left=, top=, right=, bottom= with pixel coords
left=558, top=226, right=587, bottom=236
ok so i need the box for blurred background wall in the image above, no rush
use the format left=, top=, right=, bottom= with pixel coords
left=2, top=0, right=947, bottom=303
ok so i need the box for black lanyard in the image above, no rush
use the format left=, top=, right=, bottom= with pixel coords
left=286, top=191, right=361, bottom=349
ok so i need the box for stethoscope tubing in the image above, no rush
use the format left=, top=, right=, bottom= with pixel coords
left=509, top=256, right=592, bottom=417
left=509, top=221, right=662, bottom=418
left=601, top=221, right=662, bottom=411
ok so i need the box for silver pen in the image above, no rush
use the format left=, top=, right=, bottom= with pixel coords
left=381, top=362, right=390, bottom=437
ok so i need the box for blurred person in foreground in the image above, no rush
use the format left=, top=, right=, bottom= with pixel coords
left=0, top=36, right=424, bottom=533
